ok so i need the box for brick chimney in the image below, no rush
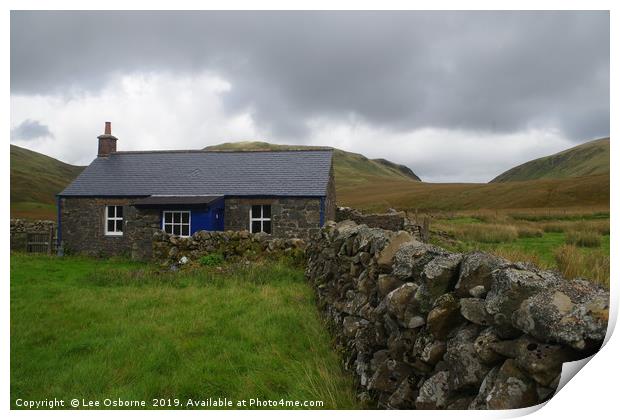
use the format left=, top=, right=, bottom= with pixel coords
left=97, top=121, right=118, bottom=157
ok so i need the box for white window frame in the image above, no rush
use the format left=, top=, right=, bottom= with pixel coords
left=162, top=210, right=191, bottom=238
left=249, top=205, right=272, bottom=234
left=105, top=205, right=124, bottom=236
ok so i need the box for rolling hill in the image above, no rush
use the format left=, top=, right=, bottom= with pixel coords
left=10, top=139, right=610, bottom=220
left=204, top=141, right=421, bottom=188
left=10, top=144, right=85, bottom=220
left=491, top=137, right=610, bottom=182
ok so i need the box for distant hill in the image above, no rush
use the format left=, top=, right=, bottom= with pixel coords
left=10, top=144, right=85, bottom=220
left=204, top=141, right=422, bottom=188
left=491, top=138, right=610, bottom=183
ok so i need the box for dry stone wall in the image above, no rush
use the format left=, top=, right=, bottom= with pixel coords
left=336, top=207, right=406, bottom=232
left=152, top=229, right=306, bottom=266
left=10, top=219, right=55, bottom=233
left=10, top=219, right=56, bottom=251
left=305, top=220, right=609, bottom=409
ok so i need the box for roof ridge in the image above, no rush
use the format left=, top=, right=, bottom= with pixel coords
left=110, top=148, right=334, bottom=155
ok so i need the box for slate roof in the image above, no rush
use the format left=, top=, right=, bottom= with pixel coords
left=131, top=195, right=223, bottom=206
left=59, top=149, right=333, bottom=197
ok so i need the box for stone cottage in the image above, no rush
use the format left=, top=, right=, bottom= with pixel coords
left=58, top=122, right=336, bottom=259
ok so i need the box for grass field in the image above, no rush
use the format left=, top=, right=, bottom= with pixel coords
left=338, top=174, right=609, bottom=212
left=10, top=254, right=360, bottom=409
left=426, top=208, right=610, bottom=288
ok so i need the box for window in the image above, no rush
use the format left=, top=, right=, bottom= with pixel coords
left=162, top=211, right=191, bottom=237
left=105, top=205, right=123, bottom=236
left=249, top=205, right=271, bottom=234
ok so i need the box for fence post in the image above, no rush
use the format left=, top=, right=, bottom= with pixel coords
left=48, top=226, right=54, bottom=255
left=421, top=217, right=430, bottom=243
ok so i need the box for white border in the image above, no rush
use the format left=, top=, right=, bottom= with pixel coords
left=3, top=2, right=616, bottom=420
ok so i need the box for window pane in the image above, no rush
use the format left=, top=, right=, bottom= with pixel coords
left=164, top=224, right=172, bottom=234
left=116, top=220, right=123, bottom=232
left=251, top=221, right=261, bottom=233
left=251, top=205, right=261, bottom=218
left=182, top=212, right=189, bottom=223
left=116, top=206, right=123, bottom=218
left=262, top=205, right=271, bottom=219
left=263, top=220, right=272, bottom=234
left=173, top=225, right=181, bottom=236
left=107, top=220, right=115, bottom=232
left=108, top=206, right=115, bottom=218
left=174, top=213, right=181, bottom=223
left=165, top=213, right=172, bottom=223
left=182, top=225, right=190, bottom=237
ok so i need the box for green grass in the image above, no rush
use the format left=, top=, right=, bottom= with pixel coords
left=436, top=231, right=565, bottom=266
left=474, top=233, right=566, bottom=266
left=11, top=254, right=360, bottom=409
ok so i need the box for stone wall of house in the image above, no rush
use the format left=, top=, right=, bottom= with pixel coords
left=60, top=196, right=329, bottom=259
left=152, top=229, right=306, bottom=266
left=225, top=197, right=323, bottom=239
left=324, top=167, right=337, bottom=222
left=59, top=197, right=160, bottom=260
left=10, top=219, right=56, bottom=251
left=305, top=220, right=609, bottom=409
left=126, top=207, right=161, bottom=261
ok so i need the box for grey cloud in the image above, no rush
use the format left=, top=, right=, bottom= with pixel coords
left=10, top=119, right=54, bottom=141
left=11, top=11, right=609, bottom=142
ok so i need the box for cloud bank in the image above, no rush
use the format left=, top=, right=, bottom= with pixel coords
left=10, top=11, right=609, bottom=182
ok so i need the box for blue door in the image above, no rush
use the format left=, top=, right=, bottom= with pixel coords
left=214, top=208, right=224, bottom=231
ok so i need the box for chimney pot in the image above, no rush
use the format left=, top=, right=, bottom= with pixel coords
left=105, top=121, right=112, bottom=135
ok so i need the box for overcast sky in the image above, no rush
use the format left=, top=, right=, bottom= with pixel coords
left=10, top=11, right=609, bottom=182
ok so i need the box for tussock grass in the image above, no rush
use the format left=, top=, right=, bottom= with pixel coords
left=541, top=219, right=610, bottom=235
left=555, top=245, right=609, bottom=289
left=541, top=222, right=567, bottom=233
left=566, top=231, right=602, bottom=248
left=437, top=223, right=518, bottom=243
left=516, top=224, right=544, bottom=238
left=430, top=207, right=609, bottom=288
left=10, top=254, right=360, bottom=409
